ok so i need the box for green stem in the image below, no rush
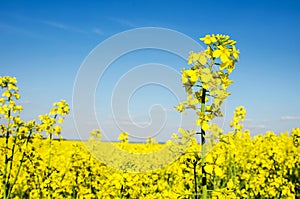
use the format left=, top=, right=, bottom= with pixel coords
left=47, top=114, right=56, bottom=169
left=7, top=129, right=33, bottom=198
left=6, top=133, right=18, bottom=194
left=193, top=162, right=198, bottom=199
left=47, top=133, right=53, bottom=198
left=47, top=133, right=52, bottom=168
left=120, top=184, right=123, bottom=199
left=201, top=88, right=207, bottom=199
left=36, top=174, right=43, bottom=199
left=233, top=156, right=236, bottom=183
left=3, top=107, right=11, bottom=199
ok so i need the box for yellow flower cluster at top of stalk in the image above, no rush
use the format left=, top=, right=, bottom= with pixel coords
left=176, top=34, right=240, bottom=132
left=0, top=76, right=22, bottom=118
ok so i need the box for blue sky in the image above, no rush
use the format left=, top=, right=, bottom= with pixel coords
left=1, top=0, right=300, bottom=141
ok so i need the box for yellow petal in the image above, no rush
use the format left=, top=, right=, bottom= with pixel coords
left=199, top=55, right=207, bottom=65
left=215, top=156, right=225, bottom=165
left=204, top=164, right=213, bottom=174
left=220, top=62, right=228, bottom=70
left=206, top=154, right=214, bottom=164
left=214, top=166, right=223, bottom=177
left=220, top=54, right=229, bottom=63
left=227, top=179, right=234, bottom=189
left=202, top=122, right=210, bottom=131
left=213, top=50, right=221, bottom=58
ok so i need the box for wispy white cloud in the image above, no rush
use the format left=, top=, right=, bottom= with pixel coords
left=244, top=118, right=254, bottom=122
left=117, top=115, right=151, bottom=127
left=280, top=116, right=300, bottom=120
left=1, top=13, right=91, bottom=37
left=162, top=107, right=177, bottom=112
left=119, top=120, right=150, bottom=126
left=246, top=124, right=267, bottom=129
left=100, top=115, right=151, bottom=127
left=0, top=22, right=46, bottom=39
left=3, top=14, right=69, bottom=32
left=41, top=20, right=69, bottom=30
left=106, top=17, right=136, bottom=28
left=39, top=20, right=87, bottom=34
left=19, top=100, right=31, bottom=105
left=92, top=28, right=104, bottom=35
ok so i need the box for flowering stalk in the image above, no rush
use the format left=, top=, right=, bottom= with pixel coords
left=175, top=34, right=239, bottom=198
left=38, top=101, right=69, bottom=197
left=1, top=76, right=21, bottom=199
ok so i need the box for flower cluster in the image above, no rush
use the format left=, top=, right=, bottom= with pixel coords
left=0, top=76, right=22, bottom=121
left=37, top=100, right=69, bottom=136
left=118, top=131, right=129, bottom=143
left=230, top=106, right=247, bottom=133
left=176, top=34, right=240, bottom=133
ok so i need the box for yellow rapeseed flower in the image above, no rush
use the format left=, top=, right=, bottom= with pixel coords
left=213, top=46, right=231, bottom=63
left=200, top=34, right=217, bottom=45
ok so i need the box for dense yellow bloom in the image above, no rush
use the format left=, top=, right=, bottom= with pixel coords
left=2, top=90, right=11, bottom=98
left=51, top=100, right=70, bottom=115
left=232, top=45, right=240, bottom=59
left=213, top=45, right=231, bottom=63
left=292, top=128, right=300, bottom=147
left=188, top=51, right=209, bottom=65
left=174, top=102, right=186, bottom=113
left=227, top=179, right=234, bottom=189
left=1, top=115, right=299, bottom=198
left=200, top=34, right=217, bottom=45
left=208, top=123, right=223, bottom=137
left=182, top=69, right=199, bottom=84
left=118, top=131, right=129, bottom=142
left=188, top=51, right=198, bottom=64
left=219, top=72, right=233, bottom=89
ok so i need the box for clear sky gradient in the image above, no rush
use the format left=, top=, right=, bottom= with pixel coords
left=1, top=0, right=300, bottom=141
